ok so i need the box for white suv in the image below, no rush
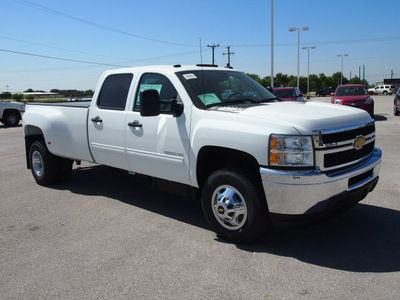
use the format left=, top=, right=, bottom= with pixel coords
left=368, top=85, right=396, bottom=95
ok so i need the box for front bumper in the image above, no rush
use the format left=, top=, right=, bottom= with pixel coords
left=260, top=147, right=382, bottom=216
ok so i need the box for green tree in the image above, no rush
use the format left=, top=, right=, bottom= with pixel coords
left=246, top=73, right=260, bottom=81
left=0, top=92, right=12, bottom=99
left=12, top=93, right=24, bottom=101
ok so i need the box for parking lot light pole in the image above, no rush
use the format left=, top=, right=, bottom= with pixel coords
left=302, top=46, right=316, bottom=99
left=289, top=26, right=309, bottom=88
left=337, top=54, right=348, bottom=85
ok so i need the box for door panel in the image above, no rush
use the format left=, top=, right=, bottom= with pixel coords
left=88, top=73, right=132, bottom=170
left=125, top=73, right=191, bottom=184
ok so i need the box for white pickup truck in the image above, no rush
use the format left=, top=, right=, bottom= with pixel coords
left=23, top=65, right=382, bottom=243
left=0, top=100, right=25, bottom=126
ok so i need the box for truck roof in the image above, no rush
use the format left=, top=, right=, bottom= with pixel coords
left=103, top=65, right=238, bottom=75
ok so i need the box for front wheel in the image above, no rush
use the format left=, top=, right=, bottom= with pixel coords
left=3, top=112, right=20, bottom=126
left=201, top=169, right=270, bottom=243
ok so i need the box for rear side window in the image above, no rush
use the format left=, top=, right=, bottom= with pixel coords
left=97, top=74, right=133, bottom=110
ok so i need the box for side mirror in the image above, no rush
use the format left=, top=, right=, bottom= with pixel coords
left=170, top=98, right=184, bottom=117
left=330, top=92, right=335, bottom=96
left=140, top=89, right=160, bottom=117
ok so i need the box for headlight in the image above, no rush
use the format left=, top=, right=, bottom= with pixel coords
left=335, top=99, right=342, bottom=105
left=269, top=135, right=314, bottom=167
left=365, top=97, right=373, bottom=104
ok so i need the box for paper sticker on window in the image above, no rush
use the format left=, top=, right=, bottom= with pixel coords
left=183, top=73, right=197, bottom=80
left=198, top=93, right=221, bottom=106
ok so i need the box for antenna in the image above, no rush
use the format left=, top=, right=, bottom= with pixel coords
left=199, top=37, right=203, bottom=64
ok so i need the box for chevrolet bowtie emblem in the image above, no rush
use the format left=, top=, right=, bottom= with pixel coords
left=354, top=135, right=366, bottom=150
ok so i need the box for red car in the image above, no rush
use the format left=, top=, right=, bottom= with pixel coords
left=331, top=84, right=374, bottom=118
left=272, top=87, right=303, bottom=101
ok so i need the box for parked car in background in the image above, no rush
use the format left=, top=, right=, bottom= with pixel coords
left=331, top=84, right=374, bottom=117
left=272, top=87, right=303, bottom=101
left=316, top=87, right=336, bottom=97
left=368, top=85, right=396, bottom=95
left=394, top=88, right=400, bottom=116
left=0, top=100, right=25, bottom=126
left=331, top=84, right=374, bottom=118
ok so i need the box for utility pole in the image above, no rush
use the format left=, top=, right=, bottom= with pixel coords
left=363, top=65, right=365, bottom=84
left=271, top=0, right=274, bottom=88
left=207, top=44, right=219, bottom=65
left=223, top=46, right=234, bottom=68
left=391, top=70, right=394, bottom=79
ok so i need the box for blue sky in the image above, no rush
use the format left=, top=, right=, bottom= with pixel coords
left=1, top=0, right=399, bottom=92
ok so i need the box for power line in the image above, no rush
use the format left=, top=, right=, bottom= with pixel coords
left=11, top=0, right=198, bottom=47
left=0, top=34, right=128, bottom=60
left=0, top=48, right=130, bottom=68
left=0, top=47, right=202, bottom=69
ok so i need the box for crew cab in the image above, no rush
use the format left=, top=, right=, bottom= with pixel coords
left=0, top=100, right=25, bottom=126
left=23, top=65, right=382, bottom=243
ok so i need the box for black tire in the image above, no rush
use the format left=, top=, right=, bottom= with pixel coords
left=3, top=111, right=20, bottom=127
left=394, top=100, right=400, bottom=116
left=383, top=91, right=388, bottom=95
left=201, top=169, right=270, bottom=243
left=29, top=141, right=60, bottom=186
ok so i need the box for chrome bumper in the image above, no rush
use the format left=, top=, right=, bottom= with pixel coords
left=260, top=147, right=382, bottom=215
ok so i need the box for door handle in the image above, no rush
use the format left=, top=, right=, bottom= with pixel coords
left=128, top=120, right=142, bottom=128
left=91, top=116, right=103, bottom=123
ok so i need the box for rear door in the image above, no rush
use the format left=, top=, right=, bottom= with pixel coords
left=88, top=73, right=133, bottom=170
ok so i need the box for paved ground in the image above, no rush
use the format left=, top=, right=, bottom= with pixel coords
left=1, top=95, right=399, bottom=299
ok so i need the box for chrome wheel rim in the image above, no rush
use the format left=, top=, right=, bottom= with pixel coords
left=211, top=185, right=247, bottom=230
left=32, top=150, right=44, bottom=177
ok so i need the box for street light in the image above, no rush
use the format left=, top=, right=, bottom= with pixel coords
left=302, top=46, right=316, bottom=99
left=289, top=26, right=309, bottom=87
left=337, top=54, right=348, bottom=85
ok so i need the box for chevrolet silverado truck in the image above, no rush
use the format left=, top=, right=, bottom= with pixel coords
left=0, top=100, right=25, bottom=126
left=23, top=65, right=382, bottom=243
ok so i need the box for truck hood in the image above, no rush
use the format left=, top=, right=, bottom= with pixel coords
left=238, top=101, right=373, bottom=134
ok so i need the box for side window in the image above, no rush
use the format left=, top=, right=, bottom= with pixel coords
left=97, top=74, right=133, bottom=110
left=134, top=73, right=178, bottom=113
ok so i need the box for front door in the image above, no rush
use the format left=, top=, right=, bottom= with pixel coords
left=125, top=73, right=191, bottom=184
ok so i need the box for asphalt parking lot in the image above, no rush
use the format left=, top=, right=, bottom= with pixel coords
left=1, top=95, right=399, bottom=299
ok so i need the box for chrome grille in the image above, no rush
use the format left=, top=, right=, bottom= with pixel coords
left=314, top=121, right=376, bottom=171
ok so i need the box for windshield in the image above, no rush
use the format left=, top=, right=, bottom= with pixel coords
left=336, top=86, right=367, bottom=96
left=176, top=70, right=277, bottom=108
left=273, top=89, right=295, bottom=98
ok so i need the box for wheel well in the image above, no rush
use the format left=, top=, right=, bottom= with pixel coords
left=3, top=109, right=21, bottom=119
left=24, top=125, right=45, bottom=169
left=196, top=146, right=261, bottom=189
